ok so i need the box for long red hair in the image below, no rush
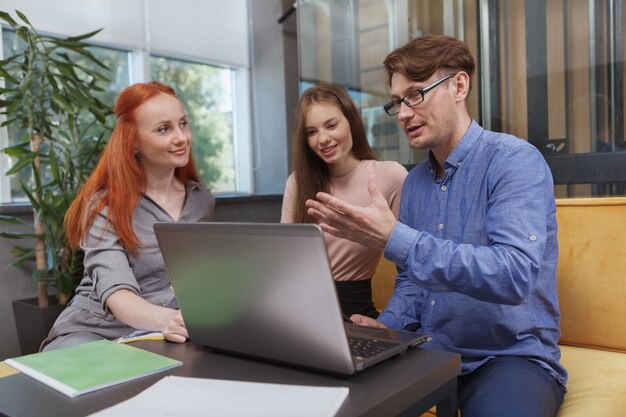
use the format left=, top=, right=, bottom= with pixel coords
left=65, top=81, right=199, bottom=254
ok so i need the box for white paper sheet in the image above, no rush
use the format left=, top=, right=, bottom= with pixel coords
left=89, top=375, right=349, bottom=417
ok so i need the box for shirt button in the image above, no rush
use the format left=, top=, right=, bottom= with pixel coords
left=427, top=337, right=433, bottom=343
left=431, top=300, right=436, bottom=306
left=170, top=285, right=174, bottom=291
left=529, top=234, right=537, bottom=241
left=440, top=185, right=447, bottom=191
left=161, top=300, right=167, bottom=307
left=438, top=223, right=444, bottom=229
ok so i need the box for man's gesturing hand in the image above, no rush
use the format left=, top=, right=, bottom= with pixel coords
left=305, top=176, right=397, bottom=250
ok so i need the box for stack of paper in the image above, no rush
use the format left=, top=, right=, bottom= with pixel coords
left=4, top=340, right=181, bottom=397
left=89, top=375, right=349, bottom=417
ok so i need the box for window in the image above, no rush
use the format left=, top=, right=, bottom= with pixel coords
left=2, top=27, right=243, bottom=201
left=151, top=56, right=236, bottom=194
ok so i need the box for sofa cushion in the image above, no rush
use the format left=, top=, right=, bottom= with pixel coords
left=557, top=345, right=626, bottom=416
left=372, top=257, right=396, bottom=311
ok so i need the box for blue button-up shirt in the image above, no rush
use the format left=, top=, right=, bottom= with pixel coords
left=379, top=121, right=567, bottom=387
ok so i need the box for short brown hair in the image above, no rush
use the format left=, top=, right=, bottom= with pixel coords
left=383, top=35, right=475, bottom=87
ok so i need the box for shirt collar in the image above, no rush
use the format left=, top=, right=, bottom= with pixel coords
left=427, top=120, right=483, bottom=176
left=186, top=180, right=202, bottom=192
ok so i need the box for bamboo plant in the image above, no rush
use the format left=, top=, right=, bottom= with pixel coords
left=0, top=10, right=112, bottom=307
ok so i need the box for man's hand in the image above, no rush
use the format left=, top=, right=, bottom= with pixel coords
left=350, top=314, right=387, bottom=329
left=305, top=176, right=397, bottom=250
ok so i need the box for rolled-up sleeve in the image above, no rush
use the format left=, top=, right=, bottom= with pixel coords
left=378, top=223, right=425, bottom=330
left=81, top=211, right=140, bottom=307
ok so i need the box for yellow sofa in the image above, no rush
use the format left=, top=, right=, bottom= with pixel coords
left=372, top=197, right=626, bottom=416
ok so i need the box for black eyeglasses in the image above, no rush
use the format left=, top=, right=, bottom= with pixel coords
left=383, top=73, right=457, bottom=116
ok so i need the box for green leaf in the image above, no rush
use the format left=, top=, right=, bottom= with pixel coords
left=0, top=231, right=40, bottom=239
left=51, top=91, right=74, bottom=114
left=0, top=115, right=19, bottom=127
left=81, top=52, right=109, bottom=70
left=0, top=54, right=22, bottom=66
left=14, top=26, right=31, bottom=43
left=20, top=185, right=40, bottom=211
left=0, top=84, right=21, bottom=93
left=32, top=269, right=53, bottom=284
left=46, top=73, right=60, bottom=90
left=89, top=107, right=106, bottom=124
left=53, top=43, right=108, bottom=69
left=73, top=65, right=110, bottom=82
left=8, top=252, right=35, bottom=267
left=7, top=246, right=36, bottom=267
left=5, top=156, right=35, bottom=176
left=10, top=246, right=35, bottom=257
left=54, top=63, right=76, bottom=80
left=49, top=147, right=61, bottom=182
left=0, top=11, right=19, bottom=29
left=0, top=215, right=31, bottom=226
left=65, top=28, right=103, bottom=42
left=0, top=66, right=19, bottom=84
left=1, top=140, right=30, bottom=156
left=15, top=10, right=32, bottom=26
left=0, top=215, right=21, bottom=224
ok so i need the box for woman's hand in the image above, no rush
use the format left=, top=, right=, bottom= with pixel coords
left=107, top=289, right=188, bottom=343
left=158, top=308, right=188, bottom=343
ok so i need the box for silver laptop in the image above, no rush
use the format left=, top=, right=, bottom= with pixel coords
left=154, top=222, right=427, bottom=376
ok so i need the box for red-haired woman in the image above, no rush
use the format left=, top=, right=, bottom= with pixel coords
left=281, top=83, right=406, bottom=319
left=42, top=82, right=214, bottom=351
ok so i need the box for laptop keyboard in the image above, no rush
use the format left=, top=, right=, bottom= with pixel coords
left=348, top=336, right=400, bottom=359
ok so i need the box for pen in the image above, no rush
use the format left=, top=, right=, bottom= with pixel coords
left=343, top=314, right=356, bottom=325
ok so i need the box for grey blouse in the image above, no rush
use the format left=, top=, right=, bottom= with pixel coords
left=42, top=182, right=214, bottom=349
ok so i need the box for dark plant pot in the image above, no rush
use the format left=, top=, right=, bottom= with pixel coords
left=12, top=296, right=66, bottom=355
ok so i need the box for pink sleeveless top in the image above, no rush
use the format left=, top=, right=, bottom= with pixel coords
left=281, top=160, right=407, bottom=281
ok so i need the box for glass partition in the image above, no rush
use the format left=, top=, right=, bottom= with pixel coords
left=298, top=0, right=403, bottom=161
left=297, top=0, right=626, bottom=197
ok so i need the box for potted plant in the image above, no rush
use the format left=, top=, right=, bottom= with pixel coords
left=0, top=10, right=112, bottom=353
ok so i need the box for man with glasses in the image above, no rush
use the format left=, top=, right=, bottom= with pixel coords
left=306, top=35, right=566, bottom=417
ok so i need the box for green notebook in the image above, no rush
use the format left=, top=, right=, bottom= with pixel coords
left=4, top=340, right=181, bottom=398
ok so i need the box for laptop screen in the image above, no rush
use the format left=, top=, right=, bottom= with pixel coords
left=154, top=222, right=357, bottom=374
